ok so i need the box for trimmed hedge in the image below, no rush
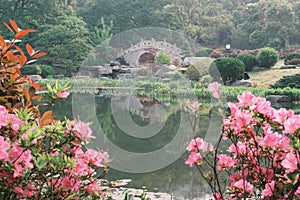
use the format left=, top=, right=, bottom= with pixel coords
left=209, top=57, right=245, bottom=85
left=284, top=52, right=300, bottom=65
left=256, top=47, right=279, bottom=68
left=271, top=73, right=300, bottom=89
left=237, top=53, right=257, bottom=72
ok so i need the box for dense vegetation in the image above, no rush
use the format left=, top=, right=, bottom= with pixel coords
left=209, top=58, right=245, bottom=85
left=1, top=0, right=300, bottom=75
left=40, top=78, right=300, bottom=102
left=271, top=73, right=300, bottom=89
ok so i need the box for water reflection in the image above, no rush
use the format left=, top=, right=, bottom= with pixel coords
left=52, top=94, right=213, bottom=199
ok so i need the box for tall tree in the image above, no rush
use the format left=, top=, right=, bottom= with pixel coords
left=33, top=15, right=93, bottom=76
left=160, top=0, right=233, bottom=45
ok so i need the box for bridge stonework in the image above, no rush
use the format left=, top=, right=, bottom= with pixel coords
left=121, top=38, right=181, bottom=66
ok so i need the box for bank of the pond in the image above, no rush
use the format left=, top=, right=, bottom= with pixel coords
left=39, top=78, right=300, bottom=102
left=105, top=187, right=212, bottom=200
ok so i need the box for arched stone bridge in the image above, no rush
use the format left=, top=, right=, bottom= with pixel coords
left=120, top=38, right=182, bottom=66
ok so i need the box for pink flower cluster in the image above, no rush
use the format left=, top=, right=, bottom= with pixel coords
left=208, top=82, right=221, bottom=99
left=185, top=138, right=214, bottom=167
left=0, top=105, right=24, bottom=132
left=186, top=91, right=300, bottom=199
left=0, top=105, right=110, bottom=199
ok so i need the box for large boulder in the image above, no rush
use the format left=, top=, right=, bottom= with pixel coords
left=267, top=95, right=292, bottom=103
left=231, top=80, right=254, bottom=87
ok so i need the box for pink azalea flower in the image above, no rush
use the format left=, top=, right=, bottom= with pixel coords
left=232, top=179, right=254, bottom=196
left=296, top=186, right=300, bottom=196
left=0, top=136, right=10, bottom=161
left=228, top=142, right=247, bottom=157
left=8, top=114, right=24, bottom=132
left=13, top=150, right=34, bottom=178
left=74, top=121, right=96, bottom=144
left=56, top=90, right=70, bottom=98
left=260, top=132, right=281, bottom=149
left=186, top=138, right=204, bottom=152
left=187, top=102, right=201, bottom=113
left=185, top=152, right=202, bottom=167
left=284, top=115, right=300, bottom=134
left=84, top=149, right=111, bottom=168
left=208, top=82, right=221, bottom=99
left=237, top=91, right=255, bottom=107
left=281, top=152, right=298, bottom=173
left=8, top=145, right=23, bottom=163
left=60, top=175, right=81, bottom=192
left=262, top=180, right=275, bottom=197
left=254, top=96, right=273, bottom=116
left=186, top=138, right=214, bottom=152
left=13, top=184, right=36, bottom=198
left=74, top=157, right=91, bottom=176
left=273, top=108, right=294, bottom=125
left=217, top=154, right=235, bottom=171
left=0, top=105, right=8, bottom=128
left=213, top=192, right=224, bottom=200
left=227, top=102, right=239, bottom=118
left=85, top=180, right=101, bottom=194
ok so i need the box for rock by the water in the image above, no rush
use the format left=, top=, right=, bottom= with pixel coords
left=267, top=95, right=292, bottom=103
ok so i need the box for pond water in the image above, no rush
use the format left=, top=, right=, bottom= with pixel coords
left=52, top=94, right=223, bottom=199
left=50, top=93, right=299, bottom=199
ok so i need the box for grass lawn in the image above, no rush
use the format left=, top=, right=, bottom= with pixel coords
left=248, top=59, right=300, bottom=88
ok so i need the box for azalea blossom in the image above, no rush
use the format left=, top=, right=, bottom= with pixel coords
left=56, top=90, right=70, bottom=98
left=186, top=138, right=214, bottom=152
left=281, top=152, right=298, bottom=173
left=232, top=179, right=254, bottom=197
left=185, top=152, right=202, bottom=167
left=262, top=181, right=275, bottom=197
left=74, top=121, right=96, bottom=144
left=0, top=105, right=8, bottom=128
left=208, top=82, right=221, bottom=99
left=0, top=136, right=10, bottom=161
left=284, top=115, right=300, bottom=134
left=8, top=114, right=24, bottom=132
left=217, top=154, right=235, bottom=171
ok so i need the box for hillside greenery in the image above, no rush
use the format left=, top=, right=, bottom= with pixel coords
left=2, top=0, right=300, bottom=75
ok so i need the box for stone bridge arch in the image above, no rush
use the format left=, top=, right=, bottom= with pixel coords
left=120, top=38, right=182, bottom=66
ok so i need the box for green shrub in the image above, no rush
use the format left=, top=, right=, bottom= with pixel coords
left=21, top=65, right=55, bottom=78
left=284, top=52, right=300, bottom=65
left=237, top=53, right=257, bottom=72
left=21, top=65, right=37, bottom=75
left=40, top=65, right=55, bottom=78
left=116, top=56, right=129, bottom=66
left=195, top=48, right=213, bottom=57
left=209, top=57, right=245, bottom=85
left=185, top=65, right=201, bottom=82
left=256, top=47, right=279, bottom=68
left=271, top=73, right=300, bottom=89
left=155, top=51, right=172, bottom=65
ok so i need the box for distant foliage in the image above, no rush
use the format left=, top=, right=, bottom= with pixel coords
left=284, top=52, right=300, bottom=65
left=237, top=54, right=257, bottom=72
left=256, top=47, right=279, bottom=68
left=34, top=15, right=93, bottom=74
left=155, top=51, right=172, bottom=65
left=271, top=73, right=300, bottom=89
left=21, top=65, right=55, bottom=78
left=116, top=56, right=129, bottom=66
left=195, top=48, right=213, bottom=57
left=209, top=57, right=245, bottom=85
left=185, top=65, right=201, bottom=82
left=286, top=58, right=300, bottom=65
left=210, top=49, right=225, bottom=58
